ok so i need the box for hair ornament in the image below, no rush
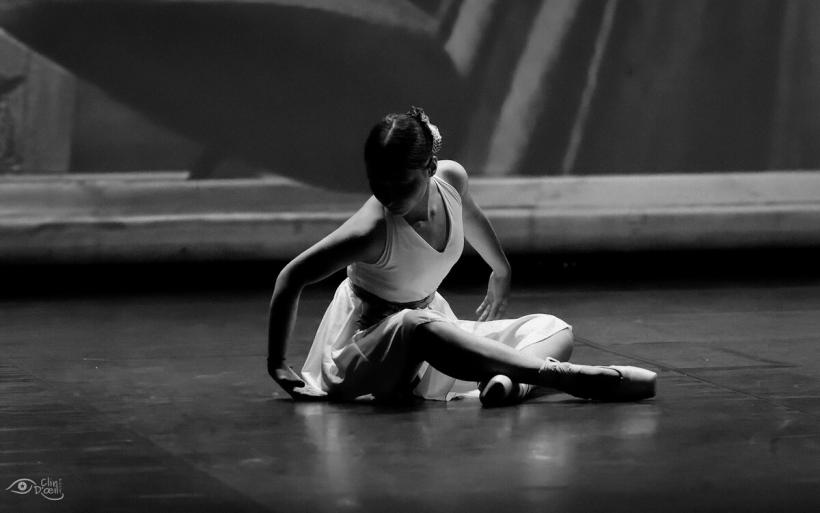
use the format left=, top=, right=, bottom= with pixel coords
left=407, top=105, right=442, bottom=155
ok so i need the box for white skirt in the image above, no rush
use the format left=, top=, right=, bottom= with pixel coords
left=301, top=278, right=570, bottom=401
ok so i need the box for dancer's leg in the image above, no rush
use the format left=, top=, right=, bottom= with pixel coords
left=413, top=321, right=608, bottom=388
left=412, top=319, right=655, bottom=401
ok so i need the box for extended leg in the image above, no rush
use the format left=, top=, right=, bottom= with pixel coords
left=415, top=321, right=600, bottom=388
left=412, top=319, right=655, bottom=401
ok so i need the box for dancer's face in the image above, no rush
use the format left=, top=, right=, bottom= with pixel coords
left=368, top=165, right=430, bottom=216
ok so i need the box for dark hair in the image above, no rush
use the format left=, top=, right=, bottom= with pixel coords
left=364, top=112, right=433, bottom=176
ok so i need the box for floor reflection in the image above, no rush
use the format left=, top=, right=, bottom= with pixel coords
left=290, top=396, right=660, bottom=508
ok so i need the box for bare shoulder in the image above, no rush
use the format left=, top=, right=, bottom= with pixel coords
left=334, top=196, right=384, bottom=238
left=436, top=159, right=469, bottom=196
left=281, top=196, right=386, bottom=285
left=325, top=196, right=386, bottom=262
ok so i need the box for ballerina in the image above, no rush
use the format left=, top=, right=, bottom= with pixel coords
left=267, top=106, right=656, bottom=406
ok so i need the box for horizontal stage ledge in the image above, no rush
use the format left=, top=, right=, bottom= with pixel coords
left=1, top=171, right=819, bottom=262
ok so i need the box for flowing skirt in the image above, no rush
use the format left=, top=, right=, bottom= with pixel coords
left=301, top=278, right=570, bottom=401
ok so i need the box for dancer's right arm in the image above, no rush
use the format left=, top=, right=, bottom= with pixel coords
left=267, top=197, right=386, bottom=396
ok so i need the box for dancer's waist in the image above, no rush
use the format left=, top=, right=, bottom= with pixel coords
left=351, top=283, right=435, bottom=311
left=350, top=283, right=435, bottom=331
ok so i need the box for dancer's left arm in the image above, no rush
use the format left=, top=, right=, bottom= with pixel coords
left=440, top=161, right=511, bottom=321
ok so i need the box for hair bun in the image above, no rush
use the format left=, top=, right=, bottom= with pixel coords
left=407, top=106, right=442, bottom=155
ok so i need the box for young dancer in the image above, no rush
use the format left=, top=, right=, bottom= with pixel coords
left=267, top=107, right=656, bottom=406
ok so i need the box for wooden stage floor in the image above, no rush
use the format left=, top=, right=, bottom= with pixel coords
left=2, top=269, right=819, bottom=512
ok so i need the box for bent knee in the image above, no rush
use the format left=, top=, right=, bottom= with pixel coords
left=523, top=314, right=574, bottom=359
left=555, top=323, right=574, bottom=344
left=550, top=326, right=574, bottom=361
left=528, top=314, right=573, bottom=339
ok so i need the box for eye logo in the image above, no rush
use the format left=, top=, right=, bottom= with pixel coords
left=5, top=477, right=63, bottom=501
left=6, top=478, right=35, bottom=495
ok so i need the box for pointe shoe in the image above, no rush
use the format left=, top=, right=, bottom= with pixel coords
left=603, top=365, right=657, bottom=401
left=479, top=375, right=534, bottom=407
left=479, top=375, right=514, bottom=407
left=541, top=358, right=657, bottom=402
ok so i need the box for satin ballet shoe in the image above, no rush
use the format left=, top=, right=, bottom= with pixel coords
left=479, top=375, right=514, bottom=407
left=540, top=358, right=657, bottom=402
left=601, top=365, right=657, bottom=401
left=479, top=375, right=535, bottom=407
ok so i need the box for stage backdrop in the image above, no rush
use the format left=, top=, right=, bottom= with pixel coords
left=1, top=0, right=819, bottom=190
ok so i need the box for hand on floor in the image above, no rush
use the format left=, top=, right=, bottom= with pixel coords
left=269, top=361, right=326, bottom=401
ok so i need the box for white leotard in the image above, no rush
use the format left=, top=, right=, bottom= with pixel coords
left=347, top=175, right=464, bottom=303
